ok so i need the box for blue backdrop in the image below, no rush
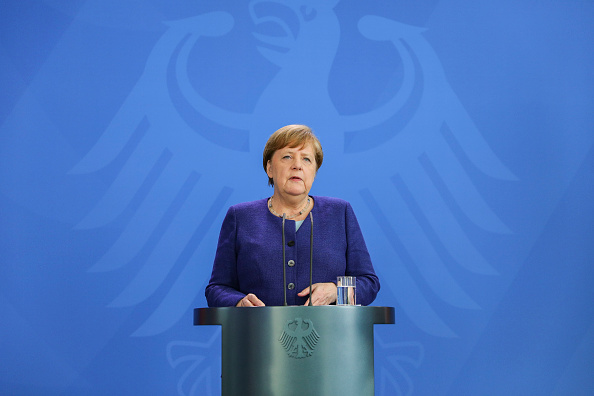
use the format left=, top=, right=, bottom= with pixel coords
left=1, top=1, right=593, bottom=395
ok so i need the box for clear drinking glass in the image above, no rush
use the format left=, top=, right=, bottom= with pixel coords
left=336, top=276, right=356, bottom=305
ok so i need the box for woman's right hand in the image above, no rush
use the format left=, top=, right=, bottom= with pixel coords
left=236, top=293, right=266, bottom=307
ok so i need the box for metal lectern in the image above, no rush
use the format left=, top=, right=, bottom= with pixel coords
left=194, top=306, right=395, bottom=396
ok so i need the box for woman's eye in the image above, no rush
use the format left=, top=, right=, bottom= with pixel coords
left=304, top=157, right=311, bottom=163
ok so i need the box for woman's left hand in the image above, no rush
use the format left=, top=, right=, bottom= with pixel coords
left=298, top=282, right=337, bottom=306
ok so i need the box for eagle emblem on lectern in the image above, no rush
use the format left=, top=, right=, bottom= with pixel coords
left=279, top=318, right=320, bottom=359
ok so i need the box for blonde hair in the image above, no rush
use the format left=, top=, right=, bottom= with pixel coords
left=263, top=125, right=323, bottom=186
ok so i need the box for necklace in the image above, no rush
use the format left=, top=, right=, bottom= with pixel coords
left=268, top=196, right=311, bottom=219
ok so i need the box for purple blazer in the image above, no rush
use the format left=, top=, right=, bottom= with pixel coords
left=205, top=196, right=380, bottom=307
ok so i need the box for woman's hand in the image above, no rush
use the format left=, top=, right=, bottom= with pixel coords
left=298, top=282, right=337, bottom=306
left=236, top=293, right=266, bottom=307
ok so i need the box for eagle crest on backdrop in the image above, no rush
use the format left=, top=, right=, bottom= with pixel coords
left=72, top=1, right=515, bottom=394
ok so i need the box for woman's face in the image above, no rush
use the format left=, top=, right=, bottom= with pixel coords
left=266, top=143, right=317, bottom=199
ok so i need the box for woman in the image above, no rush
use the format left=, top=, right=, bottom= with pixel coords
left=205, top=125, right=380, bottom=307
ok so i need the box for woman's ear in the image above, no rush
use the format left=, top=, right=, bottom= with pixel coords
left=266, top=160, right=272, bottom=178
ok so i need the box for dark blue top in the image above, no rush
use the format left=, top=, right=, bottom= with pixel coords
left=205, top=196, right=380, bottom=307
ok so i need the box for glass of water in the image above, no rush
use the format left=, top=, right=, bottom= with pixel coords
left=336, top=276, right=356, bottom=305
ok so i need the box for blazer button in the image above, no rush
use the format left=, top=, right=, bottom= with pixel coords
left=287, top=283, right=295, bottom=290
left=287, top=260, right=295, bottom=267
left=287, top=240, right=295, bottom=247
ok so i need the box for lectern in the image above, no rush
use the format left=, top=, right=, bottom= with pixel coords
left=194, top=306, right=394, bottom=396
